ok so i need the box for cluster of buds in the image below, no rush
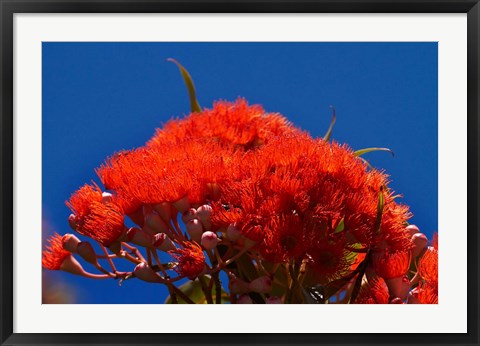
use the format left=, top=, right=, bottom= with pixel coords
left=42, top=61, right=438, bottom=304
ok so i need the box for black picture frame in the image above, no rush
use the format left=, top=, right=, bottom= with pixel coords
left=1, top=1, right=479, bottom=345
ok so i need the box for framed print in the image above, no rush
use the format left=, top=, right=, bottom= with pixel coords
left=1, top=1, right=479, bottom=345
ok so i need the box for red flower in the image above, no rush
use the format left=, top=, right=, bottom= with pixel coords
left=371, top=250, right=411, bottom=280
left=418, top=246, right=438, bottom=285
left=356, top=277, right=390, bottom=304
left=147, top=98, right=297, bottom=150
left=66, top=184, right=103, bottom=218
left=170, top=242, right=206, bottom=279
left=214, top=132, right=412, bottom=272
left=42, top=233, right=70, bottom=270
left=417, top=282, right=438, bottom=304
left=308, top=237, right=353, bottom=283
left=66, top=184, right=125, bottom=246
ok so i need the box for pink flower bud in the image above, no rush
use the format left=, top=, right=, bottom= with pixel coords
left=181, top=208, right=197, bottom=223
left=126, top=227, right=153, bottom=248
left=226, top=223, right=241, bottom=241
left=59, top=255, right=86, bottom=276
left=102, top=192, right=113, bottom=203
left=266, top=296, right=283, bottom=304
left=62, top=233, right=81, bottom=253
left=77, top=241, right=98, bottom=265
left=406, top=224, right=420, bottom=237
left=172, top=196, right=190, bottom=213
left=152, top=233, right=176, bottom=252
left=153, top=202, right=173, bottom=222
left=143, top=211, right=168, bottom=235
left=127, top=206, right=145, bottom=227
left=249, top=276, right=273, bottom=293
left=237, top=294, right=253, bottom=304
left=196, top=204, right=212, bottom=230
left=115, top=226, right=128, bottom=242
left=228, top=275, right=250, bottom=294
left=411, top=232, right=428, bottom=257
left=108, top=241, right=121, bottom=254
left=385, top=275, right=411, bottom=300
left=133, top=262, right=162, bottom=283
left=186, top=219, right=203, bottom=243
left=201, top=231, right=218, bottom=250
left=68, top=214, right=77, bottom=231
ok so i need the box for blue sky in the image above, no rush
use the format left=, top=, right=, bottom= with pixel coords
left=42, top=42, right=438, bottom=303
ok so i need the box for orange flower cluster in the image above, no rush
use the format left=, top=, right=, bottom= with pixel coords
left=212, top=131, right=413, bottom=283
left=42, top=97, right=438, bottom=304
left=42, top=233, right=71, bottom=270
left=416, top=235, right=439, bottom=303
left=96, top=99, right=296, bottom=211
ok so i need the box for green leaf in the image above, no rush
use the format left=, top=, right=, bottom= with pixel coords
left=236, top=253, right=258, bottom=282
left=165, top=276, right=229, bottom=304
left=354, top=147, right=395, bottom=157
left=322, top=270, right=358, bottom=299
left=358, top=157, right=375, bottom=171
left=373, top=186, right=385, bottom=235
left=347, top=252, right=371, bottom=304
left=323, top=106, right=336, bottom=141
left=333, top=218, right=344, bottom=234
left=345, top=246, right=361, bottom=262
left=165, top=276, right=210, bottom=304
left=167, top=58, right=202, bottom=113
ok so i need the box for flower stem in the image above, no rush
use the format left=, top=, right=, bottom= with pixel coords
left=100, top=244, right=117, bottom=273
left=198, top=276, right=213, bottom=304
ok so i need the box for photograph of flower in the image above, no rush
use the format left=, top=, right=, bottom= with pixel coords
left=42, top=42, right=438, bottom=304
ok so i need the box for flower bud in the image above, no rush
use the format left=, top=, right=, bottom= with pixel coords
left=153, top=202, right=173, bottom=223
left=59, top=255, right=86, bottom=276
left=385, top=275, right=411, bottom=300
left=196, top=204, right=213, bottom=230
left=266, top=296, right=283, bottom=304
left=77, top=241, right=98, bottom=265
left=249, top=276, right=273, bottom=293
left=62, top=233, right=81, bottom=253
left=102, top=192, right=113, bottom=203
left=411, top=233, right=428, bottom=257
left=152, top=233, right=176, bottom=252
left=228, top=275, right=250, bottom=294
left=406, top=224, right=420, bottom=237
left=389, top=297, right=405, bottom=304
left=172, top=196, right=190, bottom=213
left=237, top=294, right=253, bottom=304
left=201, top=231, right=218, bottom=250
left=126, top=227, right=153, bottom=248
left=127, top=206, right=145, bottom=227
left=68, top=214, right=77, bottom=231
left=133, top=262, right=162, bottom=283
left=226, top=223, right=241, bottom=241
left=144, top=211, right=168, bottom=235
left=181, top=208, right=197, bottom=224
left=108, top=241, right=122, bottom=255
left=186, top=219, right=203, bottom=243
